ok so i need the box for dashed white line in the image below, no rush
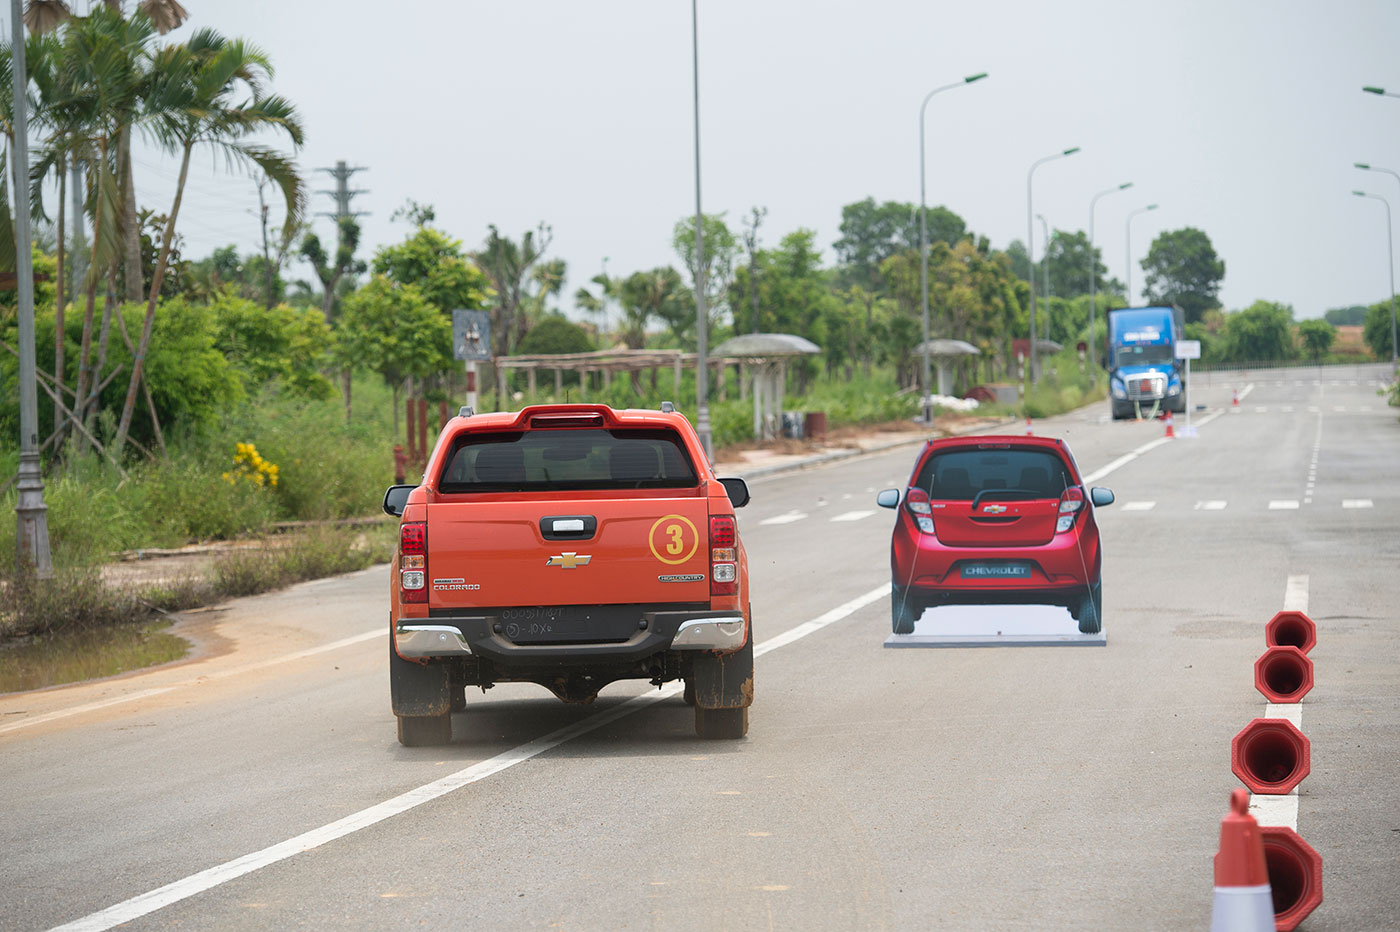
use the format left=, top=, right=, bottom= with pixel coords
left=1342, top=499, right=1374, bottom=509
left=1195, top=500, right=1228, bottom=511
left=759, top=510, right=808, bottom=526
left=828, top=510, right=874, bottom=523
left=1268, top=501, right=1300, bottom=510
left=1121, top=501, right=1156, bottom=511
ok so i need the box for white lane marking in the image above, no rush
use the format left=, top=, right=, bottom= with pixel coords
left=1239, top=383, right=1257, bottom=401
left=0, top=629, right=385, bottom=737
left=1342, top=499, right=1374, bottom=509
left=45, top=584, right=891, bottom=932
left=1284, top=574, right=1309, bottom=614
left=1080, top=408, right=1226, bottom=485
left=759, top=510, right=808, bottom=526
left=829, top=510, right=874, bottom=523
left=1194, top=501, right=1228, bottom=511
left=1333, top=405, right=1347, bottom=412
left=1281, top=405, right=1294, bottom=413
left=1251, top=574, right=1308, bottom=831
left=1254, top=405, right=1268, bottom=413
left=1306, top=405, right=1319, bottom=413
left=1121, top=501, right=1156, bottom=511
left=1268, top=501, right=1300, bottom=510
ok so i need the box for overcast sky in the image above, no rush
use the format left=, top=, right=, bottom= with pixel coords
left=54, top=0, right=1400, bottom=321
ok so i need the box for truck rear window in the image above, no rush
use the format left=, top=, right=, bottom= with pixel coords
left=438, top=428, right=699, bottom=492
left=913, top=448, right=1074, bottom=501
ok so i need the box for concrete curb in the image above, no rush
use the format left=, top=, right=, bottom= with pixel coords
left=716, top=416, right=1019, bottom=480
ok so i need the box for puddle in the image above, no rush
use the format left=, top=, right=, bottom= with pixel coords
left=0, top=621, right=189, bottom=693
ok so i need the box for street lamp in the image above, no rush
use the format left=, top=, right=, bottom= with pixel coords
left=918, top=71, right=987, bottom=421
left=690, top=0, right=712, bottom=460
left=1026, top=146, right=1080, bottom=383
left=1036, top=213, right=1051, bottom=340
left=1125, top=203, right=1158, bottom=304
left=1353, top=190, right=1399, bottom=367
left=1362, top=86, right=1400, bottom=100
left=1088, top=181, right=1133, bottom=385
left=10, top=0, right=52, bottom=577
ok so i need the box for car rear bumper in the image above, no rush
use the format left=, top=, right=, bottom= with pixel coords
left=394, top=609, right=746, bottom=662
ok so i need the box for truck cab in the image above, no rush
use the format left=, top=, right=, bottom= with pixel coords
left=382, top=403, right=754, bottom=746
left=1106, top=305, right=1187, bottom=420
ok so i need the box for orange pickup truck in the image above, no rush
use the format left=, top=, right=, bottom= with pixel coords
left=382, top=402, right=753, bottom=746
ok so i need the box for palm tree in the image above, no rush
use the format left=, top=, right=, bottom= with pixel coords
left=473, top=224, right=551, bottom=356
left=111, top=28, right=304, bottom=454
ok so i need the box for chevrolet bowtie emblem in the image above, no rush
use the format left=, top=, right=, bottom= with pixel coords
left=983, top=504, right=1008, bottom=514
left=546, top=552, right=592, bottom=569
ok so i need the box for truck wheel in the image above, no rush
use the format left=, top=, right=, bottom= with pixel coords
left=450, top=688, right=467, bottom=713
left=396, top=713, right=452, bottom=747
left=891, top=584, right=919, bottom=635
left=1076, top=583, right=1103, bottom=634
left=682, top=679, right=696, bottom=706
left=695, top=706, right=747, bottom=739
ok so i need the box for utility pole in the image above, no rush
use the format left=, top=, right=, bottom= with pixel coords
left=690, top=0, right=712, bottom=462
left=11, top=0, right=53, bottom=577
left=315, top=160, right=370, bottom=224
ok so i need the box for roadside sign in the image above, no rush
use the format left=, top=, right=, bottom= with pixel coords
left=452, top=310, right=492, bottom=361
left=1176, top=339, right=1201, bottom=360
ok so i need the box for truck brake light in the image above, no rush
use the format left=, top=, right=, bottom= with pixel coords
left=710, top=515, right=737, bottom=596
left=400, top=521, right=428, bottom=603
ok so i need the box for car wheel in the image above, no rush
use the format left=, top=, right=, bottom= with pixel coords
left=396, top=713, right=452, bottom=747
left=695, top=706, right=748, bottom=739
left=1076, top=583, right=1103, bottom=634
left=682, top=679, right=696, bottom=706
left=891, top=584, right=920, bottom=635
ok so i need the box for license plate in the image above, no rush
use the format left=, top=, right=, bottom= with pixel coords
left=960, top=562, right=1031, bottom=579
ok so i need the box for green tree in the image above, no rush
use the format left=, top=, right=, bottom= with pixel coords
left=618, top=267, right=688, bottom=350
left=1041, top=229, right=1108, bottom=298
left=1142, top=227, right=1225, bottom=323
left=833, top=198, right=963, bottom=292
left=672, top=212, right=736, bottom=345
left=371, top=223, right=489, bottom=318
left=1323, top=305, right=1367, bottom=326
left=300, top=216, right=364, bottom=323
left=1218, top=300, right=1297, bottom=362
left=516, top=315, right=593, bottom=356
left=1296, top=318, right=1336, bottom=363
left=472, top=223, right=551, bottom=355
left=1362, top=301, right=1396, bottom=359
left=210, top=293, right=334, bottom=399
left=335, top=276, right=451, bottom=437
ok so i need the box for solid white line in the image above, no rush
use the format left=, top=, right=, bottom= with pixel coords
left=45, top=584, right=892, bottom=932
left=0, top=629, right=386, bottom=737
left=1250, top=574, right=1308, bottom=832
left=828, top=510, right=874, bottom=523
left=1284, top=575, right=1310, bottom=613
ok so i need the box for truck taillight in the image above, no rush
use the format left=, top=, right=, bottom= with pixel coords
left=905, top=488, right=935, bottom=536
left=1056, top=487, right=1084, bottom=533
left=400, top=521, right=427, bottom=603
left=710, top=515, right=737, bottom=596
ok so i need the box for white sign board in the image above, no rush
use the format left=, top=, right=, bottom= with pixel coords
left=1175, top=339, right=1201, bottom=360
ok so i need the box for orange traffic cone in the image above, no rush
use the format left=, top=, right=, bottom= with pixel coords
left=1232, top=389, right=1240, bottom=407
left=1164, top=411, right=1175, bottom=438
left=1210, top=789, right=1274, bottom=932
left=1024, top=416, right=1033, bottom=436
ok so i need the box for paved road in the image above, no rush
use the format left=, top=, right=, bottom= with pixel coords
left=2, top=364, right=1396, bottom=931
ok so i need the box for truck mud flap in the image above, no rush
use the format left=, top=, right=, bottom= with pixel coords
left=690, top=624, right=754, bottom=711
left=389, top=638, right=452, bottom=717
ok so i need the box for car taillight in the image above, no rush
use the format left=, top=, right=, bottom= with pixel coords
left=710, top=515, right=737, bottom=595
left=400, top=521, right=427, bottom=603
left=1056, top=487, right=1084, bottom=533
left=905, top=488, right=935, bottom=536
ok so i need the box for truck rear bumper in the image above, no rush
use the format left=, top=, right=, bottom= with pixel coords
left=395, top=610, right=745, bottom=662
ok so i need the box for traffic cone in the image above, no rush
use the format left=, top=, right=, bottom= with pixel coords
left=1259, top=825, right=1324, bottom=931
left=1265, top=610, right=1316, bottom=654
left=1210, top=788, right=1274, bottom=932
left=1254, top=646, right=1314, bottom=703
left=1163, top=410, right=1175, bottom=438
left=1231, top=718, right=1310, bottom=795
left=1232, top=389, right=1240, bottom=407
left=1025, top=416, right=1033, bottom=436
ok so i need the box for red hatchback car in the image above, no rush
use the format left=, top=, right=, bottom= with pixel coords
left=877, top=435, right=1115, bottom=635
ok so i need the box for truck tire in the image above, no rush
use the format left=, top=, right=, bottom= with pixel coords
left=695, top=706, right=747, bottom=739
left=397, top=713, right=452, bottom=747
left=682, top=679, right=696, bottom=706
left=891, top=584, right=919, bottom=635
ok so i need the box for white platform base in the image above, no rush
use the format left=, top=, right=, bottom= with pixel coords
left=883, top=604, right=1107, bottom=648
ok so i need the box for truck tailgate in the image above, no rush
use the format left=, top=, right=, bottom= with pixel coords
left=425, top=493, right=711, bottom=608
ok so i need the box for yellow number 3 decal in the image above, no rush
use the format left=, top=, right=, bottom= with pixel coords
left=648, top=514, right=699, bottom=565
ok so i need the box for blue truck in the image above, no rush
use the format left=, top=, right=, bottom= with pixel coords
left=1106, top=306, right=1187, bottom=420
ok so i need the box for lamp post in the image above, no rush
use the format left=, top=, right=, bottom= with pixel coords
left=918, top=71, right=987, bottom=421
left=1088, top=181, right=1133, bottom=385
left=1362, top=86, right=1400, bottom=100
left=1035, top=213, right=1051, bottom=340
left=690, top=0, right=712, bottom=460
left=1353, top=190, right=1398, bottom=367
left=1125, top=203, right=1158, bottom=304
left=1026, top=146, right=1079, bottom=383
left=10, top=0, right=53, bottom=578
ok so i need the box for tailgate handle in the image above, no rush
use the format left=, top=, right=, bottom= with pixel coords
left=541, top=515, right=597, bottom=540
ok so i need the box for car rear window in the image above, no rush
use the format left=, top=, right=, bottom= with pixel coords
left=438, top=428, right=698, bottom=492
left=912, top=447, right=1074, bottom=501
